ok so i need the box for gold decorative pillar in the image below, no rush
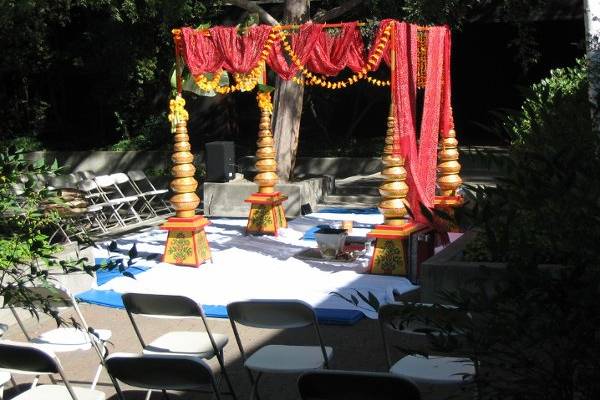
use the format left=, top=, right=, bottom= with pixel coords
left=434, top=128, right=464, bottom=232
left=160, top=46, right=212, bottom=266
left=368, top=105, right=424, bottom=276
left=245, top=90, right=287, bottom=235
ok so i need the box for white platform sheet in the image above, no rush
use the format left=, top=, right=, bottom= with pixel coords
left=93, top=217, right=417, bottom=319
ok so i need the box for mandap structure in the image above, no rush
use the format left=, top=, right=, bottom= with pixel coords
left=162, top=19, right=463, bottom=273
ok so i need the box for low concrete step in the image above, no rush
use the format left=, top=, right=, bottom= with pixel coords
left=334, top=185, right=381, bottom=196
left=320, top=194, right=380, bottom=208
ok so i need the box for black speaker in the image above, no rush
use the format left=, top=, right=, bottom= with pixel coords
left=205, top=141, right=235, bottom=182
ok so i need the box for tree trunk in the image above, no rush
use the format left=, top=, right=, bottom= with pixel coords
left=273, top=0, right=310, bottom=182
left=584, top=0, right=600, bottom=133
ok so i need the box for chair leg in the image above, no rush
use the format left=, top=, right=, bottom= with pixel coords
left=90, top=364, right=103, bottom=390
left=215, top=351, right=237, bottom=399
left=248, top=372, right=262, bottom=400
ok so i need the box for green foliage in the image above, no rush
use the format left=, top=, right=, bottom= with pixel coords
left=0, top=147, right=93, bottom=320
left=445, top=60, right=600, bottom=398
left=0, top=0, right=215, bottom=149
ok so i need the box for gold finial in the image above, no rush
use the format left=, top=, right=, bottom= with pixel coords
left=168, top=96, right=199, bottom=217
left=253, top=92, right=278, bottom=193
left=378, top=104, right=410, bottom=226
left=437, top=129, right=463, bottom=196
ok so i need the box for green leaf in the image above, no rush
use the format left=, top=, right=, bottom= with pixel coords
left=257, top=83, right=275, bottom=93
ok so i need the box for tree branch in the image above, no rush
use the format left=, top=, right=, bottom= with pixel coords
left=226, top=0, right=280, bottom=25
left=313, top=0, right=363, bottom=22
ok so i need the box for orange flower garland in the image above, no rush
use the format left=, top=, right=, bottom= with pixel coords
left=192, top=31, right=278, bottom=94
left=280, top=24, right=392, bottom=89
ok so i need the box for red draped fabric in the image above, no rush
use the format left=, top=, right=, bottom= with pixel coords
left=181, top=25, right=272, bottom=74
left=178, top=20, right=455, bottom=225
left=181, top=27, right=223, bottom=74
left=305, top=22, right=364, bottom=76
left=267, top=23, right=322, bottom=80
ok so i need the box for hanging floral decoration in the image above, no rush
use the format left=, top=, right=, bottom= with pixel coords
left=167, top=96, right=189, bottom=132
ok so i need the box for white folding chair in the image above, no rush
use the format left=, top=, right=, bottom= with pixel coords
left=126, top=171, right=172, bottom=215
left=378, top=302, right=476, bottom=400
left=6, top=285, right=112, bottom=390
left=227, top=299, right=333, bottom=400
left=92, top=175, right=142, bottom=227
left=121, top=293, right=237, bottom=399
left=0, top=340, right=105, bottom=400
left=109, top=173, right=155, bottom=219
left=106, top=352, right=222, bottom=400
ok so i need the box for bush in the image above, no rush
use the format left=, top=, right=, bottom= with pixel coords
left=449, top=60, right=600, bottom=399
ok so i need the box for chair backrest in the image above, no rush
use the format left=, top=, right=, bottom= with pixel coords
left=122, top=293, right=204, bottom=318
left=4, top=284, right=74, bottom=310
left=93, top=175, right=115, bottom=189
left=77, top=178, right=99, bottom=192
left=106, top=353, right=217, bottom=392
left=298, top=370, right=421, bottom=400
left=49, top=174, right=81, bottom=189
left=126, top=170, right=146, bottom=182
left=378, top=302, right=470, bottom=366
left=227, top=299, right=317, bottom=329
left=76, top=170, right=96, bottom=180
left=0, top=340, right=61, bottom=375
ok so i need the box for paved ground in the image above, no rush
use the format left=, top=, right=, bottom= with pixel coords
left=4, top=303, right=393, bottom=400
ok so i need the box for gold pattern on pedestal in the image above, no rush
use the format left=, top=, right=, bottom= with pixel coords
left=161, top=95, right=211, bottom=267
left=378, top=106, right=409, bottom=226
left=437, top=129, right=462, bottom=196
left=246, top=91, right=287, bottom=235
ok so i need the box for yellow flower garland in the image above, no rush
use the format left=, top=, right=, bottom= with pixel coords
left=256, top=91, right=273, bottom=114
left=280, top=25, right=392, bottom=89
left=167, top=96, right=189, bottom=132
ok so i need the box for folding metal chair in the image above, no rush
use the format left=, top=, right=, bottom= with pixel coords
left=298, top=370, right=421, bottom=400
left=106, top=352, right=223, bottom=400
left=227, top=299, right=333, bottom=400
left=75, top=179, right=114, bottom=233
left=0, top=340, right=105, bottom=400
left=6, top=284, right=112, bottom=390
left=121, top=293, right=237, bottom=399
left=110, top=173, right=156, bottom=219
left=378, top=302, right=476, bottom=399
left=93, top=175, right=142, bottom=227
left=126, top=171, right=172, bottom=215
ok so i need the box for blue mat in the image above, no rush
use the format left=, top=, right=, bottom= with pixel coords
left=77, top=260, right=364, bottom=326
left=318, top=207, right=380, bottom=214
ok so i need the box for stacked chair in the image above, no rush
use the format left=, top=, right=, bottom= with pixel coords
left=41, top=170, right=173, bottom=243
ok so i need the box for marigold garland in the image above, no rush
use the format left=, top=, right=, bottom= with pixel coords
left=168, top=96, right=189, bottom=132
left=192, top=32, right=278, bottom=94
left=256, top=91, right=273, bottom=114
left=280, top=24, right=392, bottom=90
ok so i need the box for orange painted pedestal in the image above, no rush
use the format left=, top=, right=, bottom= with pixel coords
left=245, top=192, right=288, bottom=236
left=161, top=215, right=211, bottom=267
left=367, top=222, right=424, bottom=276
left=434, top=195, right=464, bottom=233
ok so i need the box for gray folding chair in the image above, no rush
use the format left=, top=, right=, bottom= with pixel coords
left=121, top=293, right=236, bottom=399
left=106, top=352, right=222, bottom=400
left=6, top=285, right=112, bottom=390
left=227, top=299, right=333, bottom=400
left=378, top=302, right=476, bottom=399
left=110, top=173, right=156, bottom=220
left=93, top=175, right=142, bottom=227
left=126, top=170, right=172, bottom=215
left=298, top=370, right=421, bottom=400
left=0, top=340, right=105, bottom=400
